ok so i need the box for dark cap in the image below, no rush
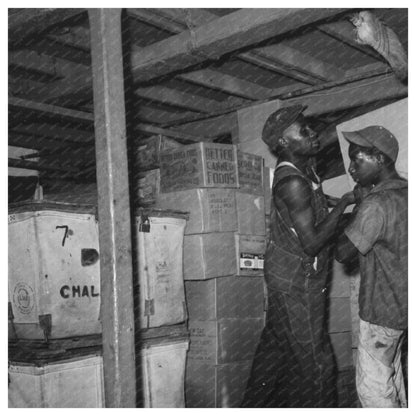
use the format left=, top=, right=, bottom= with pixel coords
left=262, top=104, right=306, bottom=148
left=342, top=125, right=399, bottom=162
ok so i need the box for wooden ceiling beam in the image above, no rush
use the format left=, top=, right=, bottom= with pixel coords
left=9, top=97, right=94, bottom=123
left=9, top=8, right=86, bottom=47
left=242, top=43, right=346, bottom=82
left=135, top=123, right=215, bottom=142
left=131, top=8, right=346, bottom=87
left=318, top=20, right=382, bottom=60
left=11, top=123, right=94, bottom=143
left=135, top=84, right=247, bottom=113
left=130, top=8, right=349, bottom=82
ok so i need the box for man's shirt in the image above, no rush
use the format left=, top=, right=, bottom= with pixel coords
left=345, top=179, right=408, bottom=330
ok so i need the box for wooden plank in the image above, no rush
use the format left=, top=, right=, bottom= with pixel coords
left=318, top=20, right=383, bottom=60
left=244, top=43, right=346, bottom=82
left=132, top=8, right=309, bottom=98
left=135, top=104, right=201, bottom=124
left=135, top=85, right=246, bottom=113
left=9, top=8, right=86, bottom=47
left=11, top=123, right=94, bottom=143
left=88, top=8, right=136, bottom=408
left=9, top=97, right=94, bottom=122
left=8, top=157, right=79, bottom=173
left=238, top=51, right=321, bottom=85
left=130, top=8, right=348, bottom=82
left=178, top=68, right=275, bottom=100
left=284, top=74, right=407, bottom=116
left=9, top=132, right=92, bottom=151
left=135, top=123, right=214, bottom=142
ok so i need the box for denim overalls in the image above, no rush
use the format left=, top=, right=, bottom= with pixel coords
left=241, top=162, right=337, bottom=408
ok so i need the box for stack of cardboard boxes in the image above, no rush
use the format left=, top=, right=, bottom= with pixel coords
left=153, top=142, right=266, bottom=407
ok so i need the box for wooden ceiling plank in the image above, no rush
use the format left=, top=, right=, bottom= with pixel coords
left=318, top=20, right=383, bottom=60
left=135, top=84, right=247, bottom=113
left=177, top=69, right=275, bottom=100
left=11, top=123, right=93, bottom=143
left=136, top=8, right=339, bottom=87
left=238, top=51, right=321, bottom=85
left=128, top=9, right=188, bottom=33
left=9, top=97, right=94, bottom=123
left=9, top=8, right=86, bottom=47
left=130, top=8, right=349, bottom=82
left=249, top=43, right=346, bottom=81
left=135, top=123, right=215, bottom=142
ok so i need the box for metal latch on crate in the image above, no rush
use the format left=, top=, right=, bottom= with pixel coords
left=39, top=314, right=52, bottom=343
left=144, top=299, right=155, bottom=316
left=139, top=215, right=150, bottom=233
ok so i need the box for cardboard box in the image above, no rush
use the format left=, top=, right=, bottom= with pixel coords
left=156, top=188, right=237, bottom=234
left=236, top=192, right=266, bottom=235
left=328, top=297, right=352, bottom=334
left=183, top=232, right=236, bottom=280
left=159, top=142, right=238, bottom=192
left=185, top=276, right=265, bottom=320
left=235, top=234, right=266, bottom=277
left=188, top=318, right=264, bottom=364
left=185, top=360, right=252, bottom=408
left=237, top=151, right=263, bottom=195
left=134, top=134, right=182, bottom=171
left=134, top=169, right=160, bottom=206
left=329, top=332, right=353, bottom=370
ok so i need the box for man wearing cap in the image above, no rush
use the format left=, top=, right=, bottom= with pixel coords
left=241, top=105, right=356, bottom=408
left=336, top=126, right=408, bottom=408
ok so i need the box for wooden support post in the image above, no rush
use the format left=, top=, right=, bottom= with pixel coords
left=88, top=8, right=136, bottom=408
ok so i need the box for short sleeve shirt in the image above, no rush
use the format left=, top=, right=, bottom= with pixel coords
left=345, top=179, right=408, bottom=330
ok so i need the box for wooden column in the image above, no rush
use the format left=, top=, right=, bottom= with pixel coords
left=88, top=8, right=136, bottom=408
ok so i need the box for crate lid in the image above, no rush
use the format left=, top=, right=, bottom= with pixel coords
left=135, top=207, right=189, bottom=220
left=8, top=199, right=97, bottom=216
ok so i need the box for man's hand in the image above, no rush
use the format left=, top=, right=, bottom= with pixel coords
left=341, top=191, right=356, bottom=206
left=353, top=184, right=372, bottom=205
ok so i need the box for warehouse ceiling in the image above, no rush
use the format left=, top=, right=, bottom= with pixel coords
left=8, top=8, right=408, bottom=183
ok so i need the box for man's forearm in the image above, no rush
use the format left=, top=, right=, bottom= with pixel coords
left=306, top=197, right=352, bottom=256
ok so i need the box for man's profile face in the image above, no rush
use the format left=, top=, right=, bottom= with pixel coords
left=282, top=115, right=320, bottom=156
left=348, top=144, right=380, bottom=186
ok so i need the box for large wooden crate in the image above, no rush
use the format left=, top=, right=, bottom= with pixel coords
left=8, top=353, right=104, bottom=408
left=8, top=201, right=101, bottom=340
left=138, top=336, right=190, bottom=408
left=134, top=208, right=189, bottom=328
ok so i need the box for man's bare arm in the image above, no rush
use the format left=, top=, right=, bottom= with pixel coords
left=276, top=176, right=355, bottom=256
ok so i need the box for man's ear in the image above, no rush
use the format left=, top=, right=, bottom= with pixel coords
left=278, top=137, right=288, bottom=148
left=376, top=152, right=385, bottom=166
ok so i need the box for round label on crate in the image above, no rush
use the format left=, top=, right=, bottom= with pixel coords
left=13, top=283, right=35, bottom=315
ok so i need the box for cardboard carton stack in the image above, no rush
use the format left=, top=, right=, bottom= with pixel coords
left=154, top=143, right=266, bottom=407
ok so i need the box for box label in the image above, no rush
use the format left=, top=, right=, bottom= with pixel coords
left=239, top=253, right=265, bottom=270
left=237, top=151, right=263, bottom=195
